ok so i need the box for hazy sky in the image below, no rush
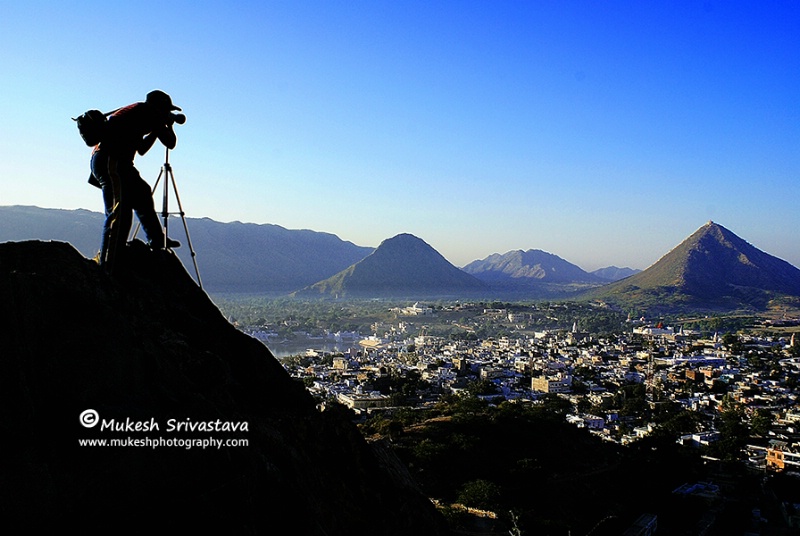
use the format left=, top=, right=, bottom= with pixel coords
left=1, top=1, right=798, bottom=271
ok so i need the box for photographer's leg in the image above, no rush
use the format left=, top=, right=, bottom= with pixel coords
left=92, top=153, right=126, bottom=273
left=129, top=168, right=179, bottom=249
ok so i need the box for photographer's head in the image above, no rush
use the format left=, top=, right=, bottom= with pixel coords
left=146, top=89, right=181, bottom=118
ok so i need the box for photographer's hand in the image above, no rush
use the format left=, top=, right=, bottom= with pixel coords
left=137, top=123, right=176, bottom=156
left=156, top=123, right=177, bottom=151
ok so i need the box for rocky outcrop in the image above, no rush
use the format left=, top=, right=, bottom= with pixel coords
left=0, top=240, right=447, bottom=535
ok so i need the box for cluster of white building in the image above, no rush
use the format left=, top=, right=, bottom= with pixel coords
left=278, top=320, right=799, bottom=453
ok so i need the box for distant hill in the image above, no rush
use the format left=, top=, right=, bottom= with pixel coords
left=295, top=233, right=487, bottom=298
left=588, top=221, right=800, bottom=311
left=463, top=249, right=605, bottom=290
left=0, top=206, right=373, bottom=293
left=0, top=205, right=103, bottom=257
left=177, top=218, right=372, bottom=292
left=591, top=266, right=641, bottom=282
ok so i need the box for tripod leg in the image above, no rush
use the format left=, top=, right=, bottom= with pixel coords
left=168, top=170, right=203, bottom=290
left=162, top=165, right=171, bottom=249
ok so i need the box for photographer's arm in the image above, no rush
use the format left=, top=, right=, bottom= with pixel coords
left=157, top=123, right=177, bottom=150
left=138, top=124, right=176, bottom=156
left=138, top=132, right=158, bottom=156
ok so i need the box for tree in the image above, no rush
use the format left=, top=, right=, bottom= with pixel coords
left=412, top=438, right=448, bottom=464
left=656, top=408, right=701, bottom=439
left=751, top=408, right=773, bottom=437
left=457, top=479, right=502, bottom=511
left=467, top=379, right=499, bottom=396
left=381, top=419, right=405, bottom=441
left=540, top=393, right=573, bottom=415
left=791, top=337, right=800, bottom=357
left=576, top=397, right=592, bottom=414
left=446, top=394, right=489, bottom=419
left=713, top=395, right=750, bottom=461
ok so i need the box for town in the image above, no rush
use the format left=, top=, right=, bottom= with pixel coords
left=229, top=299, right=800, bottom=471
left=238, top=300, right=800, bottom=532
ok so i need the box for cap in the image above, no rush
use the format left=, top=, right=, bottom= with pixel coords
left=146, top=89, right=181, bottom=112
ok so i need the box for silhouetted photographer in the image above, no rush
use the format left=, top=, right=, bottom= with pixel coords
left=89, top=90, right=185, bottom=273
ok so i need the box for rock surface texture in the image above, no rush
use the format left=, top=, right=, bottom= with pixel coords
left=0, top=240, right=447, bottom=535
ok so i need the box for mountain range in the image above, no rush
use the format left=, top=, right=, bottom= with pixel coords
left=0, top=205, right=373, bottom=293
left=2, top=206, right=799, bottom=311
left=0, top=205, right=631, bottom=294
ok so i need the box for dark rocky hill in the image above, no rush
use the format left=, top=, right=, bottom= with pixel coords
left=0, top=206, right=373, bottom=293
left=0, top=239, right=448, bottom=535
left=295, top=233, right=486, bottom=299
left=588, top=221, right=800, bottom=311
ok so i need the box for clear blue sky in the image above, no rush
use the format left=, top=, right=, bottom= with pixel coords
left=2, top=1, right=798, bottom=271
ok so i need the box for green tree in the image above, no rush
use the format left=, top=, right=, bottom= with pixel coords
left=540, top=393, right=573, bottom=415
left=445, top=394, right=489, bottom=419
left=576, top=397, right=592, bottom=414
left=713, top=395, right=750, bottom=461
left=791, top=336, right=800, bottom=357
left=467, top=379, right=499, bottom=396
left=751, top=408, right=773, bottom=437
left=413, top=438, right=448, bottom=463
left=456, top=479, right=502, bottom=511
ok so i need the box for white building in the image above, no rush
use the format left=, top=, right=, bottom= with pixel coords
left=337, top=391, right=391, bottom=410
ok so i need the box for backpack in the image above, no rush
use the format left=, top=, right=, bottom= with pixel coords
left=73, top=109, right=110, bottom=147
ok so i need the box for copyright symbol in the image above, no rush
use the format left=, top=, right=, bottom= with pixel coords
left=80, top=409, right=99, bottom=428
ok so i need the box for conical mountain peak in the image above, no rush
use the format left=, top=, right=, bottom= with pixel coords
left=373, top=233, right=440, bottom=255
left=296, top=233, right=485, bottom=298
left=590, top=222, right=800, bottom=311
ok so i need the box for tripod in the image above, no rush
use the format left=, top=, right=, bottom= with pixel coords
left=134, top=148, right=203, bottom=289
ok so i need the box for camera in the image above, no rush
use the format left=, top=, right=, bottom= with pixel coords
left=169, top=112, right=186, bottom=125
